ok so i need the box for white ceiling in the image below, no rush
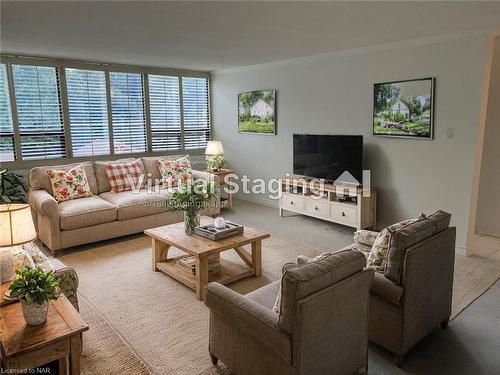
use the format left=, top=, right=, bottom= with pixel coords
left=1, top=1, right=499, bottom=72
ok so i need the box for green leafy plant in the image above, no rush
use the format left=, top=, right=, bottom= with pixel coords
left=206, top=154, right=225, bottom=171
left=169, top=179, right=218, bottom=213
left=9, top=267, right=60, bottom=305
left=0, top=169, right=28, bottom=204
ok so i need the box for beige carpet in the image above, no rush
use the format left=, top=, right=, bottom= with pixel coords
left=60, top=235, right=499, bottom=375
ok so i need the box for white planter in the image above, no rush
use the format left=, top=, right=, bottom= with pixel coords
left=21, top=300, right=49, bottom=325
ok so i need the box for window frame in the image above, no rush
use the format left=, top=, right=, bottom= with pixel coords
left=0, top=54, right=211, bottom=169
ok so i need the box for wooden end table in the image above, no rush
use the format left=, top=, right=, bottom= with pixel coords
left=145, top=216, right=270, bottom=300
left=211, top=168, right=235, bottom=209
left=0, top=290, right=88, bottom=374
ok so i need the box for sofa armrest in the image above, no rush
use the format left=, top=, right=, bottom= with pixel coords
left=29, top=189, right=59, bottom=217
left=192, top=169, right=215, bottom=182
left=205, top=282, right=291, bottom=362
left=371, top=272, right=404, bottom=305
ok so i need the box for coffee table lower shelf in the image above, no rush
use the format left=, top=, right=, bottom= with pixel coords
left=156, top=258, right=254, bottom=291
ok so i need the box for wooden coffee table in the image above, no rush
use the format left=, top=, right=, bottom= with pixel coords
left=0, top=291, right=88, bottom=374
left=145, top=216, right=270, bottom=300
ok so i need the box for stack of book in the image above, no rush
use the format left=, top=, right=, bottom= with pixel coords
left=176, top=256, right=221, bottom=276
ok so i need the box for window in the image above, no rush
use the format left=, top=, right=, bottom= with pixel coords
left=12, top=64, right=65, bottom=160
left=148, top=74, right=181, bottom=151
left=182, top=77, right=210, bottom=150
left=109, top=72, right=147, bottom=154
left=0, top=64, right=14, bottom=161
left=66, top=68, right=110, bottom=157
left=1, top=55, right=211, bottom=164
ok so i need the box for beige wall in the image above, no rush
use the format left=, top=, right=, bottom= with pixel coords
left=212, top=32, right=490, bottom=252
left=476, top=36, right=500, bottom=237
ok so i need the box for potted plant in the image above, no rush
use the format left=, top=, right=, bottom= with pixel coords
left=9, top=267, right=60, bottom=325
left=0, top=169, right=28, bottom=204
left=169, top=179, right=218, bottom=235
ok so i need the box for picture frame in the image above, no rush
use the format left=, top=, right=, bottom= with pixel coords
left=373, top=78, right=435, bottom=139
left=238, top=89, right=276, bottom=135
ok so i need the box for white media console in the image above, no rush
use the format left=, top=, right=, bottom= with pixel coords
left=278, top=177, right=377, bottom=230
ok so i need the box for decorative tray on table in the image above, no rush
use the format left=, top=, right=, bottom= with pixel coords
left=194, top=221, right=244, bottom=240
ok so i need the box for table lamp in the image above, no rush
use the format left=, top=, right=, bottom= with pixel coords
left=205, top=141, right=225, bottom=171
left=0, top=204, right=37, bottom=283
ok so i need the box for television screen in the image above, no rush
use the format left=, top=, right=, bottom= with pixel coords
left=293, top=134, right=363, bottom=184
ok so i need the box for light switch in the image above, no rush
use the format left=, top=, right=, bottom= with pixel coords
left=446, top=128, right=455, bottom=139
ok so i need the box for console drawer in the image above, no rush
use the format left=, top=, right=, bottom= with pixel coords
left=305, top=198, right=330, bottom=218
left=331, top=204, right=357, bottom=227
left=282, top=193, right=304, bottom=211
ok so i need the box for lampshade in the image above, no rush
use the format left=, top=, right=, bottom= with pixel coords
left=0, top=204, right=37, bottom=247
left=205, top=141, right=224, bottom=155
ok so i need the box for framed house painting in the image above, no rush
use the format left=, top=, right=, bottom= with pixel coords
left=373, top=78, right=435, bottom=139
left=238, top=89, right=276, bottom=135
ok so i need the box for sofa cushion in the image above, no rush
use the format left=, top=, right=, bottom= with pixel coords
left=156, top=156, right=192, bottom=188
left=30, top=161, right=98, bottom=195
left=142, top=155, right=188, bottom=182
left=277, top=250, right=365, bottom=333
left=99, top=190, right=168, bottom=220
left=47, top=165, right=93, bottom=202
left=246, top=280, right=281, bottom=310
left=385, top=210, right=451, bottom=284
left=59, top=196, right=117, bottom=231
left=104, top=159, right=145, bottom=193
left=94, top=158, right=144, bottom=193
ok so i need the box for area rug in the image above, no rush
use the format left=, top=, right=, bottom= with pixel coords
left=78, top=295, right=150, bottom=375
left=60, top=235, right=500, bottom=375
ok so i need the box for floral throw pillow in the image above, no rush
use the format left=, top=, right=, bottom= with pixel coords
left=367, top=213, right=426, bottom=272
left=47, top=166, right=93, bottom=202
left=156, top=157, right=192, bottom=188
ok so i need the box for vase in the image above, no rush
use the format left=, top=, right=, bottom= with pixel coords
left=184, top=210, right=200, bottom=235
left=21, top=299, right=49, bottom=325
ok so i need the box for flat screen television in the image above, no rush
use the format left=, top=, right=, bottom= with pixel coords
left=293, top=134, right=363, bottom=184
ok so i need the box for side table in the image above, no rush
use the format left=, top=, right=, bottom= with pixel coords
left=0, top=290, right=88, bottom=374
left=211, top=169, right=235, bottom=209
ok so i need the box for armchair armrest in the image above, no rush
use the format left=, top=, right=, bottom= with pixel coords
left=205, top=282, right=291, bottom=363
left=29, top=189, right=59, bottom=219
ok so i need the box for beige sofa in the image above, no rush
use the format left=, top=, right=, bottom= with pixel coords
left=342, top=210, right=455, bottom=367
left=205, top=250, right=374, bottom=375
left=28, top=157, right=219, bottom=255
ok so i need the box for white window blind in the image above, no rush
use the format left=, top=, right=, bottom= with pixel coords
left=0, top=64, right=14, bottom=161
left=109, top=72, right=146, bottom=154
left=66, top=68, right=110, bottom=157
left=148, top=74, right=181, bottom=151
left=12, top=64, right=66, bottom=160
left=182, top=77, right=210, bottom=150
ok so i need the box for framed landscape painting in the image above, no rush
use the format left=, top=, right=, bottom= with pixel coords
left=238, top=89, right=276, bottom=135
left=373, top=78, right=435, bottom=139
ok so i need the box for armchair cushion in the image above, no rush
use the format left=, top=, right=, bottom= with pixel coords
left=277, top=250, right=366, bottom=333
left=245, top=280, right=280, bottom=310
left=354, top=230, right=379, bottom=247
left=205, top=282, right=291, bottom=363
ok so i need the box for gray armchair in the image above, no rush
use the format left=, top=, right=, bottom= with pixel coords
left=205, top=250, right=374, bottom=375
left=345, top=210, right=456, bottom=367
